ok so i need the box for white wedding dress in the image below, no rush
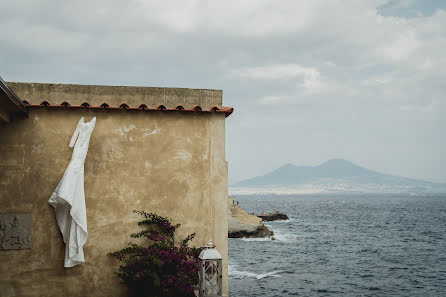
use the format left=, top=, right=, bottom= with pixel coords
left=48, top=117, right=96, bottom=267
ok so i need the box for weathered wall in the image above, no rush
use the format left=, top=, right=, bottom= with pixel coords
left=0, top=104, right=228, bottom=295
left=6, top=82, right=222, bottom=109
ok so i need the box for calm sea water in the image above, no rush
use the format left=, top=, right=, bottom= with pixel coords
left=228, top=194, right=446, bottom=297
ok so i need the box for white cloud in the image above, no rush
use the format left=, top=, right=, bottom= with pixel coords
left=232, top=64, right=327, bottom=93
left=388, top=0, right=416, bottom=9
left=361, top=73, right=395, bottom=86
left=399, top=102, right=434, bottom=112
left=134, top=0, right=318, bottom=36
left=380, top=29, right=421, bottom=61
left=231, top=64, right=319, bottom=80
left=259, top=95, right=293, bottom=105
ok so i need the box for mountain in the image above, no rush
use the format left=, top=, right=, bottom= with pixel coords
left=230, top=159, right=446, bottom=195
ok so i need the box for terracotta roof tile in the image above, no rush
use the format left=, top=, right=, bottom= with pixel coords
left=26, top=101, right=234, bottom=117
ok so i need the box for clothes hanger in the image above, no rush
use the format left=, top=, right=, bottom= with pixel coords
left=86, top=106, right=95, bottom=119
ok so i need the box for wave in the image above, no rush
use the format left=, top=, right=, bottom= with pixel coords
left=273, top=231, right=298, bottom=242
left=256, top=270, right=283, bottom=279
left=228, top=265, right=283, bottom=280
left=239, top=237, right=272, bottom=242
left=267, top=218, right=294, bottom=223
left=263, top=224, right=298, bottom=242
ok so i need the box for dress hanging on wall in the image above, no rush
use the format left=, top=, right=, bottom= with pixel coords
left=48, top=117, right=96, bottom=267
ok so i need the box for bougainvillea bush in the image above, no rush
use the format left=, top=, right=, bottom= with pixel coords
left=108, top=210, right=202, bottom=297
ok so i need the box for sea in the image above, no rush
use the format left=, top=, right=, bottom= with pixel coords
left=228, top=194, right=446, bottom=297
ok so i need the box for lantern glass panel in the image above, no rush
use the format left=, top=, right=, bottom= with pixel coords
left=204, top=260, right=220, bottom=295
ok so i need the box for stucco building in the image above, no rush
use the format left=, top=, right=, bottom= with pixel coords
left=0, top=78, right=233, bottom=296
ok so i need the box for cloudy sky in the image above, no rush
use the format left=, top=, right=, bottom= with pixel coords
left=1, top=0, right=445, bottom=183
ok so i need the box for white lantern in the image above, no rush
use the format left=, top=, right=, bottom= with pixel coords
left=198, top=239, right=222, bottom=297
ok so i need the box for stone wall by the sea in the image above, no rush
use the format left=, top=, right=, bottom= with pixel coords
left=0, top=82, right=230, bottom=297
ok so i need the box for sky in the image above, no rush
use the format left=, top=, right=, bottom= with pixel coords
left=1, top=0, right=445, bottom=184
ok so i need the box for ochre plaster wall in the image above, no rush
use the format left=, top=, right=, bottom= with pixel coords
left=0, top=108, right=228, bottom=296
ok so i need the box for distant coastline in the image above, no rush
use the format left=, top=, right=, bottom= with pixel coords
left=228, top=193, right=446, bottom=199
left=231, top=159, right=446, bottom=195
left=229, top=186, right=446, bottom=196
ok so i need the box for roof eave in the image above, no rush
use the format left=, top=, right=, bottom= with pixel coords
left=0, top=76, right=28, bottom=120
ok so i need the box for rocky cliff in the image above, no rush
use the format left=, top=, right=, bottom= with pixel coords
left=258, top=212, right=289, bottom=221
left=228, top=203, right=273, bottom=238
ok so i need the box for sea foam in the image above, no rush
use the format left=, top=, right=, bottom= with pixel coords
left=229, top=264, right=282, bottom=280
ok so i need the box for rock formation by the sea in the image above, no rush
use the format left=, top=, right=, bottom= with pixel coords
left=257, top=211, right=289, bottom=221
left=228, top=201, right=273, bottom=238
